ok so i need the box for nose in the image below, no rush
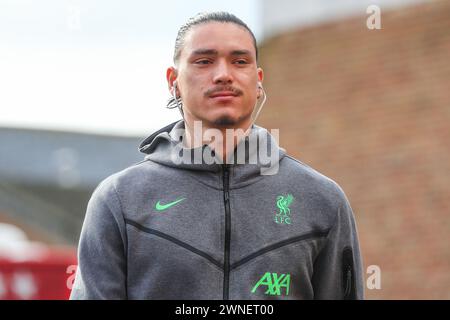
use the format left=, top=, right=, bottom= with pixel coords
left=212, top=60, right=233, bottom=85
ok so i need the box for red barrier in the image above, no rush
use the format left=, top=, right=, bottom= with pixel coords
left=0, top=247, right=77, bottom=300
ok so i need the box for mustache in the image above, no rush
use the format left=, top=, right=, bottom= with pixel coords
left=204, top=85, right=243, bottom=97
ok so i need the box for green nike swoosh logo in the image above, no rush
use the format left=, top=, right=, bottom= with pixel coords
left=155, top=198, right=185, bottom=211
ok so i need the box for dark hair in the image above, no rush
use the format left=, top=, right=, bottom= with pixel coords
left=173, top=11, right=258, bottom=65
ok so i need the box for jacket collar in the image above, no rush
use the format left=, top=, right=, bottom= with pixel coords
left=139, top=120, right=285, bottom=188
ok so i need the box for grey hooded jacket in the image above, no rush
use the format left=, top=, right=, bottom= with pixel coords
left=70, top=120, right=364, bottom=300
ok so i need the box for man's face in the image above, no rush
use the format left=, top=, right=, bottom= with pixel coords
left=168, top=22, right=263, bottom=129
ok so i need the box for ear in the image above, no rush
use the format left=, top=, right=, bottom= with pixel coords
left=257, top=67, right=264, bottom=98
left=166, top=67, right=178, bottom=94
left=257, top=67, right=264, bottom=84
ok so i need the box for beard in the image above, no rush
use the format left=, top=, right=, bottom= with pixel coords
left=212, top=108, right=254, bottom=127
left=213, top=115, right=237, bottom=126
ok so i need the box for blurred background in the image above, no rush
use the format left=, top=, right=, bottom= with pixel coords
left=0, top=0, right=448, bottom=299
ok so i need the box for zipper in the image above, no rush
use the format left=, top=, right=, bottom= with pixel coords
left=222, top=164, right=231, bottom=300
left=344, top=267, right=352, bottom=298
left=342, top=246, right=356, bottom=300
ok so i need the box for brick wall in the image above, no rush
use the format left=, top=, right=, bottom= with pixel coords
left=258, top=0, right=450, bottom=299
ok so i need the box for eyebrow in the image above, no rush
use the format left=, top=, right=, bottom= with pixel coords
left=190, top=49, right=252, bottom=57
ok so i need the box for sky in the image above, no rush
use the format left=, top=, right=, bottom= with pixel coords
left=0, top=0, right=260, bottom=136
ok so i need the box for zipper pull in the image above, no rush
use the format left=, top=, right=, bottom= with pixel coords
left=344, top=267, right=352, bottom=298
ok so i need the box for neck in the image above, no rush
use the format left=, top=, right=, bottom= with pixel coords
left=183, top=118, right=253, bottom=163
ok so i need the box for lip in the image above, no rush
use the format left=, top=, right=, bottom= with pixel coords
left=209, top=91, right=238, bottom=98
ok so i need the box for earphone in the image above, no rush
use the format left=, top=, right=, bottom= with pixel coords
left=170, top=80, right=179, bottom=103
left=251, top=83, right=266, bottom=125
left=172, top=80, right=178, bottom=97
left=257, top=83, right=263, bottom=99
left=168, top=80, right=184, bottom=117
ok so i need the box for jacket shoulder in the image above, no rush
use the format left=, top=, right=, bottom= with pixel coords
left=92, top=159, right=154, bottom=195
left=281, top=154, right=350, bottom=210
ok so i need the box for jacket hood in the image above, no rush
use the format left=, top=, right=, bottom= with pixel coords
left=138, top=120, right=286, bottom=188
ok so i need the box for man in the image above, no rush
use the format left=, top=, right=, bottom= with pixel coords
left=70, top=11, right=364, bottom=300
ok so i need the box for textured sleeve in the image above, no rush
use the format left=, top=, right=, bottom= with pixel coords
left=311, top=187, right=364, bottom=299
left=70, top=177, right=127, bottom=299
